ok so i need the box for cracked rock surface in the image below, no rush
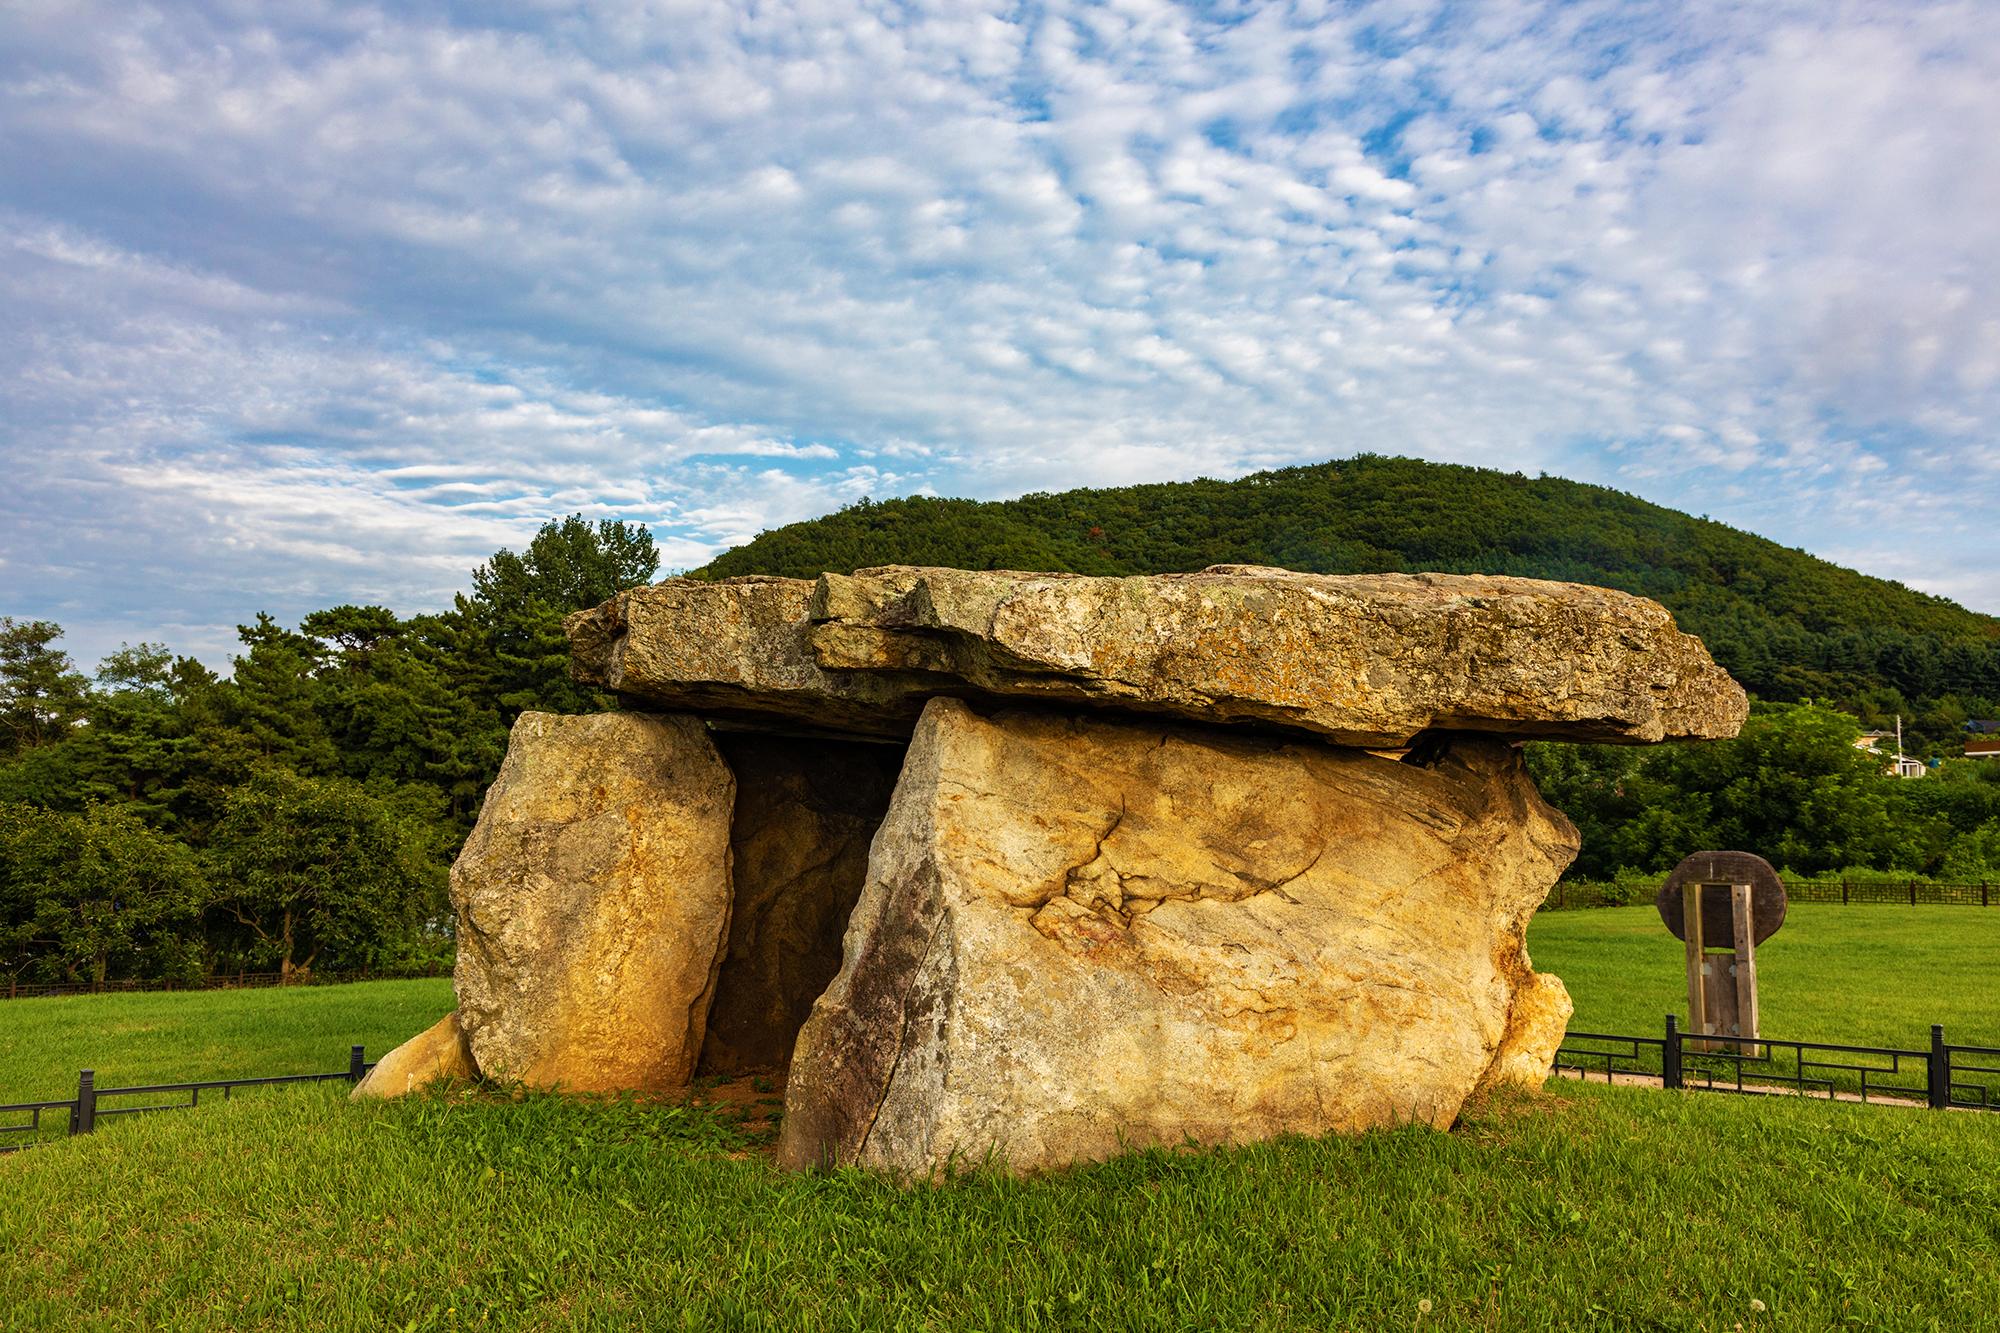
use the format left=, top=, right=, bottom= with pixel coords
left=779, top=697, right=1579, bottom=1175
left=568, top=564, right=1747, bottom=748
left=451, top=711, right=735, bottom=1093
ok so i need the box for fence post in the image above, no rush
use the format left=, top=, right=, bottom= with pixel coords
left=70, top=1070, right=97, bottom=1135
left=1842, top=879, right=1850, bottom=904
left=347, top=1045, right=366, bottom=1085
left=1983, top=882, right=1990, bottom=908
left=1663, top=1015, right=1682, bottom=1090
left=1909, top=880, right=1918, bottom=906
left=1928, top=1025, right=1949, bottom=1110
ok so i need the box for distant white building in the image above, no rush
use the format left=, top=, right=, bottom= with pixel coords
left=1880, top=717, right=1923, bottom=777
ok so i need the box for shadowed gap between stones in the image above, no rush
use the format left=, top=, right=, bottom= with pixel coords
left=695, top=729, right=908, bottom=1080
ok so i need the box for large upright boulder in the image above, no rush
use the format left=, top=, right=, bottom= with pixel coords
left=779, top=698, right=1580, bottom=1175
left=452, top=711, right=735, bottom=1093
left=568, top=565, right=1746, bottom=747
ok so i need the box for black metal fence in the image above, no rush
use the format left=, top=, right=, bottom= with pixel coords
left=1557, top=1017, right=1999, bottom=1111
left=1546, top=879, right=1997, bottom=910
left=0, top=1046, right=376, bottom=1153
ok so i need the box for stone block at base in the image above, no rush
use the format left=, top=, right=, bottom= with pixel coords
left=350, top=1011, right=476, bottom=1100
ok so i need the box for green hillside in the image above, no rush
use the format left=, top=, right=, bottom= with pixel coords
left=697, top=455, right=2000, bottom=736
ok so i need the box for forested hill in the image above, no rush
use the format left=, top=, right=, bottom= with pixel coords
left=698, top=455, right=2000, bottom=738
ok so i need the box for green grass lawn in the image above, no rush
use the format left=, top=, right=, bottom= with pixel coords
left=2, top=1077, right=1996, bottom=1331
left=1528, top=903, right=2000, bottom=1049
left=2, top=915, right=1998, bottom=1330
left=3, top=905, right=1994, bottom=1120
left=0, top=977, right=455, bottom=1104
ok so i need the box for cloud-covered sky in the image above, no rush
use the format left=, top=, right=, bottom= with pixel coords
left=4, top=0, right=1997, bottom=669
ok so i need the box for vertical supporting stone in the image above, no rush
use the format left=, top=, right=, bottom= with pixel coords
left=781, top=698, right=1580, bottom=1176
left=451, top=711, right=736, bottom=1093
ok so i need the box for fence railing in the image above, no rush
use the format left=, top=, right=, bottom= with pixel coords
left=1556, top=1017, right=1998, bottom=1112
left=0, top=1046, right=375, bottom=1152
left=2, top=964, right=450, bottom=1002
left=1546, top=879, right=1996, bottom=910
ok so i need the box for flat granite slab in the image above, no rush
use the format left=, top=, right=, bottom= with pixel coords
left=566, top=564, right=1746, bottom=748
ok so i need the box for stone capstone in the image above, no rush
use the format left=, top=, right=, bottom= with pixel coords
left=697, top=731, right=905, bottom=1077
left=349, top=1011, right=476, bottom=1100
left=451, top=710, right=735, bottom=1093
left=567, top=564, right=1746, bottom=748
left=777, top=697, right=1580, bottom=1175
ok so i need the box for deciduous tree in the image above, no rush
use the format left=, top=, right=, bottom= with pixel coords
left=0, top=802, right=206, bottom=987
left=206, top=769, right=445, bottom=980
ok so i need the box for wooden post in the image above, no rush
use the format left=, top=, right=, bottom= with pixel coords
left=1730, top=882, right=1760, bottom=1058
left=1682, top=883, right=1708, bottom=1053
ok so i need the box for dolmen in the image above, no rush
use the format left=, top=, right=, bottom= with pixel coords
left=357, top=565, right=1747, bottom=1175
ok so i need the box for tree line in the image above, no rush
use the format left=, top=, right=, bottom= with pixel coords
left=7, top=463, right=2000, bottom=988
left=1526, top=704, right=2000, bottom=885
left=0, top=517, right=655, bottom=989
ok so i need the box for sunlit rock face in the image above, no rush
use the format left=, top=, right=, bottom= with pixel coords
left=360, top=563, right=1745, bottom=1172
left=350, top=1011, right=475, bottom=1101
left=451, top=711, right=736, bottom=1094
left=568, top=564, right=1747, bottom=747
left=778, top=699, right=1579, bottom=1175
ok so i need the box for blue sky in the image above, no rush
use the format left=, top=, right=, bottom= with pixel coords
left=4, top=0, right=1997, bottom=669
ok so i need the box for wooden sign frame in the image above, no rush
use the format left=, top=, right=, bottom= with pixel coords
left=1681, top=881, right=1761, bottom=1057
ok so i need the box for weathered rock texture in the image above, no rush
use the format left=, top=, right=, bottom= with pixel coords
left=370, top=563, right=1746, bottom=1170
left=698, top=732, right=905, bottom=1076
left=1474, top=972, right=1575, bottom=1096
left=568, top=565, right=1746, bottom=747
left=778, top=698, right=1579, bottom=1175
left=564, top=575, right=915, bottom=736
left=350, top=1011, right=476, bottom=1100
left=452, top=711, right=735, bottom=1093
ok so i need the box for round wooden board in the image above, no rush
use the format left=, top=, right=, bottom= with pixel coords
left=1655, top=851, right=1787, bottom=947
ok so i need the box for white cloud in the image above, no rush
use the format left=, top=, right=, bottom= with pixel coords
left=2, top=0, right=1997, bottom=669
